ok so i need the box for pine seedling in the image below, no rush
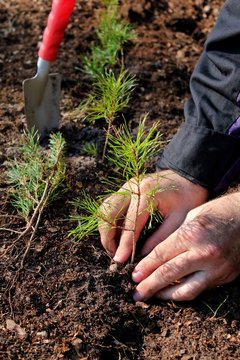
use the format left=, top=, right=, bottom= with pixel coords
left=69, top=117, right=164, bottom=263
left=83, top=142, right=98, bottom=158
left=107, top=116, right=161, bottom=180
left=106, top=117, right=163, bottom=262
left=76, top=0, right=136, bottom=160
left=3, top=131, right=66, bottom=293
left=7, top=130, right=66, bottom=225
left=82, top=0, right=135, bottom=78
left=82, top=69, right=137, bottom=159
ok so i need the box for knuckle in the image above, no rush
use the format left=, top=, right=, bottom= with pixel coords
left=99, top=197, right=114, bottom=214
left=221, top=270, right=238, bottom=284
left=120, top=232, right=135, bottom=248
left=155, top=256, right=190, bottom=284
left=145, top=286, right=157, bottom=299
left=173, top=287, right=198, bottom=301
left=155, top=262, right=175, bottom=284
left=98, top=220, right=112, bottom=234
left=185, top=208, right=197, bottom=222
left=199, top=243, right=222, bottom=260
left=212, top=263, right=238, bottom=285
left=151, top=246, right=165, bottom=263
left=181, top=212, right=226, bottom=250
left=139, top=176, right=154, bottom=193
left=127, top=177, right=138, bottom=192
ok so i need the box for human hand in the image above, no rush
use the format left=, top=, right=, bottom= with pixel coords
left=99, top=170, right=208, bottom=263
left=132, top=191, right=240, bottom=302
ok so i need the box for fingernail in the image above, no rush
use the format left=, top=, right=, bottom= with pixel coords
left=113, top=255, right=121, bottom=263
left=133, top=290, right=143, bottom=302
left=132, top=270, right=143, bottom=282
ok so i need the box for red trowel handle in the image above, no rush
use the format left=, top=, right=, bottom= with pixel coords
left=38, top=0, right=75, bottom=62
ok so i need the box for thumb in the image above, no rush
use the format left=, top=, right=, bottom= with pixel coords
left=140, top=210, right=187, bottom=255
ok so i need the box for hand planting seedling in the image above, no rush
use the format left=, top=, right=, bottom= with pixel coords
left=69, top=117, right=164, bottom=263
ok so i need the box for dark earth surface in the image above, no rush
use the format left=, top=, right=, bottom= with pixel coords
left=1, top=1, right=240, bottom=359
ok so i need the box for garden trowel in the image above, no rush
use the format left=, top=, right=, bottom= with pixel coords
left=23, top=0, right=75, bottom=138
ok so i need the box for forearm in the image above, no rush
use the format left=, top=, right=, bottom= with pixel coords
left=158, top=0, right=240, bottom=194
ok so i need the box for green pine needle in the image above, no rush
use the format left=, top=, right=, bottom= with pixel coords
left=7, top=130, right=66, bottom=221
left=82, top=142, right=98, bottom=158
left=82, top=1, right=135, bottom=78
left=83, top=69, right=136, bottom=124
left=69, top=192, right=118, bottom=240
left=107, top=116, right=162, bottom=179
left=69, top=193, right=100, bottom=240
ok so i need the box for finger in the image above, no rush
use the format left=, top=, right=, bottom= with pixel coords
left=133, top=250, right=201, bottom=302
left=155, top=271, right=209, bottom=301
left=99, top=186, right=131, bottom=256
left=113, top=191, right=150, bottom=263
left=132, top=228, right=187, bottom=283
left=141, top=210, right=187, bottom=255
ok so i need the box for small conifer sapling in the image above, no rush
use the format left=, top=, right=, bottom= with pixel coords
left=69, top=117, right=164, bottom=263
left=7, top=130, right=66, bottom=239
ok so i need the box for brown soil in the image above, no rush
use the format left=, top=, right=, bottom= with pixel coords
left=1, top=1, right=240, bottom=359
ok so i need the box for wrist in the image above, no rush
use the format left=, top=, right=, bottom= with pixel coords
left=160, top=169, right=209, bottom=208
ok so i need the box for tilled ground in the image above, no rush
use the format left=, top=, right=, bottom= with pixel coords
left=1, top=1, right=240, bottom=359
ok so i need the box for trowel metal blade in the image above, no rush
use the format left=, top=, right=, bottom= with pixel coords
left=23, top=73, right=61, bottom=138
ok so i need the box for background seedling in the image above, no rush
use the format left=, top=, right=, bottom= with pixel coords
left=1, top=130, right=67, bottom=305
left=4, top=130, right=66, bottom=259
left=75, top=0, right=136, bottom=159
left=81, top=69, right=136, bottom=159
left=7, top=130, right=66, bottom=224
left=83, top=142, right=98, bottom=158
left=82, top=0, right=135, bottom=78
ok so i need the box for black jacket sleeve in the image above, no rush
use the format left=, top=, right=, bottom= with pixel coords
left=157, top=0, right=240, bottom=195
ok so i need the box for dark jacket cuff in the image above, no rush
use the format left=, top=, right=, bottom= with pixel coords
left=157, top=122, right=240, bottom=193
